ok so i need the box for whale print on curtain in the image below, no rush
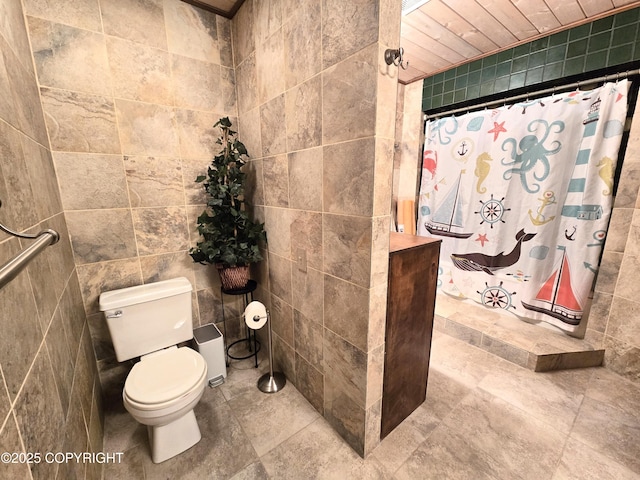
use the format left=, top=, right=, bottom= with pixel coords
left=418, top=80, right=630, bottom=335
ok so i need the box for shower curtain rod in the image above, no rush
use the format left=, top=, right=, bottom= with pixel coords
left=424, top=68, right=640, bottom=120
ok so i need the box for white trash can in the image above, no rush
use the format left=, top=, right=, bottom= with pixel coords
left=193, top=323, right=227, bottom=387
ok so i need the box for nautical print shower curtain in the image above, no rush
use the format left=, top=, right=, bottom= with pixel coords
left=417, top=80, right=630, bottom=335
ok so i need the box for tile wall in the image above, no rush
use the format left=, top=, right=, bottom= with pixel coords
left=3, top=0, right=402, bottom=463
left=0, top=0, right=102, bottom=479
left=233, top=0, right=400, bottom=456
left=18, top=0, right=246, bottom=396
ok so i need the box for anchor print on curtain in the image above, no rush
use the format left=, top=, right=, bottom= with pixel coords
left=418, top=80, right=630, bottom=335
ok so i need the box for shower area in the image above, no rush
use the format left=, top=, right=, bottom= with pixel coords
left=395, top=8, right=640, bottom=377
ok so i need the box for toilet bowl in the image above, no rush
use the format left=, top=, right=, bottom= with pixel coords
left=123, top=346, right=207, bottom=463
left=99, top=278, right=208, bottom=464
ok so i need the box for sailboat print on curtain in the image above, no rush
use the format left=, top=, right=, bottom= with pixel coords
left=425, top=171, right=474, bottom=238
left=417, top=80, right=630, bottom=336
left=521, top=247, right=582, bottom=325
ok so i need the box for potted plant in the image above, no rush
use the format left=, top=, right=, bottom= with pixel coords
left=190, top=117, right=266, bottom=290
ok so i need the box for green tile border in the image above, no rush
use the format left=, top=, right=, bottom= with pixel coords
left=422, top=7, right=640, bottom=112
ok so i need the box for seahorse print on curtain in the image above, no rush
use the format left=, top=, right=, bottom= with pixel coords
left=418, top=80, right=630, bottom=335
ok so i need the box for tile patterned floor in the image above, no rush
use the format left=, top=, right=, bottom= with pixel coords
left=103, top=332, right=640, bottom=479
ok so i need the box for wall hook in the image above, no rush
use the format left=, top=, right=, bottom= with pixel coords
left=384, top=48, right=409, bottom=70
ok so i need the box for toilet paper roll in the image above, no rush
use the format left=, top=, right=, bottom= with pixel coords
left=244, top=301, right=268, bottom=330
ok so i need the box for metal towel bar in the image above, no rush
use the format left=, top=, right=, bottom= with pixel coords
left=0, top=200, right=60, bottom=290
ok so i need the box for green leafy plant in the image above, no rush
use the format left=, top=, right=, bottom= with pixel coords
left=189, top=117, right=266, bottom=268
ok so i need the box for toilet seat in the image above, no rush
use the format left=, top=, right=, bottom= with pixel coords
left=124, top=347, right=207, bottom=409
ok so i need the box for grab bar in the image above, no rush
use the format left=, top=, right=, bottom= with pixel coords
left=0, top=200, right=60, bottom=290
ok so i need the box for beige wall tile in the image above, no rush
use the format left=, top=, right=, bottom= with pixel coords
left=264, top=204, right=292, bottom=257
left=175, top=109, right=221, bottom=159
left=77, top=258, right=143, bottom=315
left=164, top=0, right=220, bottom=64
left=66, top=209, right=138, bottom=264
left=263, top=154, right=289, bottom=207
left=607, top=295, right=640, bottom=345
left=115, top=99, right=179, bottom=156
left=378, top=0, right=401, bottom=48
left=322, top=44, right=377, bottom=144
left=217, top=16, right=234, bottom=68
left=0, top=416, right=31, bottom=479
left=324, top=273, right=370, bottom=350
left=55, top=153, right=128, bottom=210
left=131, top=206, right=189, bottom=255
left=613, top=253, right=640, bottom=302
left=236, top=52, right=258, bottom=114
left=323, top=138, right=375, bottom=216
left=625, top=209, right=640, bottom=257
left=238, top=107, right=262, bottom=160
left=181, top=157, right=210, bottom=206
left=272, top=333, right=296, bottom=382
left=270, top=293, right=294, bottom=345
left=46, top=309, right=75, bottom=415
left=255, top=0, right=282, bottom=44
left=594, top=250, right=622, bottom=295
left=124, top=155, right=183, bottom=207
left=291, top=210, right=322, bottom=270
left=0, top=238, right=44, bottom=399
left=323, top=374, right=366, bottom=456
left=0, top=120, right=38, bottom=230
left=231, top=0, right=255, bottom=66
left=260, top=94, right=286, bottom=156
left=23, top=0, right=102, bottom=32
left=294, top=310, right=323, bottom=371
left=0, top=0, right=34, bottom=73
left=323, top=328, right=367, bottom=407
left=6, top=52, right=49, bottom=145
left=0, top=41, right=18, bottom=129
left=106, top=36, right=172, bottom=105
left=283, top=0, right=321, bottom=89
left=268, top=252, right=292, bottom=304
left=41, top=87, right=120, bottom=154
left=172, top=55, right=222, bottom=111
left=101, top=0, right=167, bottom=49
left=366, top=345, right=384, bottom=408
left=295, top=353, right=324, bottom=414
left=139, top=251, right=196, bottom=285
left=322, top=0, right=379, bottom=69
left=323, top=213, right=372, bottom=288
left=21, top=138, right=62, bottom=219
left=14, top=347, right=65, bottom=480
left=292, top=266, right=324, bottom=324
left=289, top=147, right=322, bottom=211
left=28, top=17, right=112, bottom=96
left=256, top=29, right=285, bottom=104
left=285, top=75, right=322, bottom=151
left=368, top=282, right=388, bottom=349
left=244, top=157, right=265, bottom=207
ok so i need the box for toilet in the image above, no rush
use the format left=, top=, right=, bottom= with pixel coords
left=99, top=277, right=207, bottom=464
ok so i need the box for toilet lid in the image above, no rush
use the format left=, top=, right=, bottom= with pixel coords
left=125, top=347, right=206, bottom=405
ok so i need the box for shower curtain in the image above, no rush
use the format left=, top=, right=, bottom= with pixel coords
left=417, top=80, right=630, bottom=335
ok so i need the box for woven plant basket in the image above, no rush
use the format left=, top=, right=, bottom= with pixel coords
left=216, top=264, right=250, bottom=290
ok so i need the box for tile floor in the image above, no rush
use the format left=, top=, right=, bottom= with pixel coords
left=103, top=331, right=640, bottom=479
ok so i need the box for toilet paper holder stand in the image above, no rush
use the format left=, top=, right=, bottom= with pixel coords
left=246, top=306, right=286, bottom=394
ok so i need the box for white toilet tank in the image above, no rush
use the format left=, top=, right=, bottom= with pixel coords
left=99, top=277, right=194, bottom=362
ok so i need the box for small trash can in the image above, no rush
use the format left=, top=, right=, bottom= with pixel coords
left=193, top=323, right=227, bottom=387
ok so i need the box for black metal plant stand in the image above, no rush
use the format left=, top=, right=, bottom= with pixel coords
left=220, top=280, right=260, bottom=367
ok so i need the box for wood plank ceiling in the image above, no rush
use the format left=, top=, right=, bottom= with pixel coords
left=399, top=0, right=640, bottom=84
left=186, top=0, right=640, bottom=85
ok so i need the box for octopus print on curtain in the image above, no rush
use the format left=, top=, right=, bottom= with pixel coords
left=418, top=80, right=630, bottom=336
